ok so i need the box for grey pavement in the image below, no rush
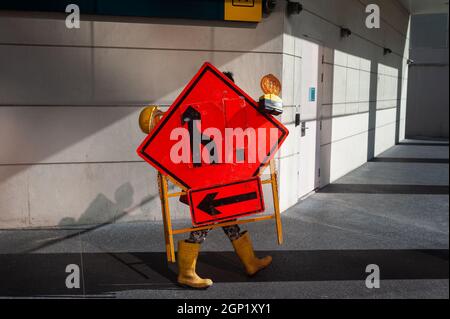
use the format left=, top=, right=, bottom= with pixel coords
left=0, top=139, right=448, bottom=298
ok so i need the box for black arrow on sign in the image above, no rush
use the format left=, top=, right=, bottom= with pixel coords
left=197, top=191, right=257, bottom=216
left=182, top=106, right=218, bottom=167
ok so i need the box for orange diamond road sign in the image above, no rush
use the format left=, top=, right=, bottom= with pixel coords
left=137, top=62, right=288, bottom=190
left=137, top=62, right=288, bottom=225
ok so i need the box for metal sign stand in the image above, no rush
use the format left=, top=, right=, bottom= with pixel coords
left=157, top=159, right=283, bottom=263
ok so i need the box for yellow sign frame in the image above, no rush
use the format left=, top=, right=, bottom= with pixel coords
left=157, top=159, right=283, bottom=263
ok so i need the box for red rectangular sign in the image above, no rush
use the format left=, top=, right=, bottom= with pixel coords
left=188, top=177, right=265, bottom=226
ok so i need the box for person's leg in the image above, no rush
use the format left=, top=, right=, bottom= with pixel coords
left=222, top=224, right=242, bottom=241
left=186, top=229, right=209, bottom=244
left=223, top=225, right=272, bottom=276
left=177, top=229, right=213, bottom=289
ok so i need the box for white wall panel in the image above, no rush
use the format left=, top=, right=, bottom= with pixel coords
left=0, top=107, right=141, bottom=165
left=278, top=155, right=299, bottom=212
left=328, top=131, right=368, bottom=183
left=374, top=121, right=396, bottom=156
left=0, top=167, right=29, bottom=228
left=0, top=46, right=93, bottom=105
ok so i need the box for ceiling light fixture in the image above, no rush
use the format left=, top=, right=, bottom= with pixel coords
left=340, top=27, right=352, bottom=38
left=287, top=1, right=303, bottom=15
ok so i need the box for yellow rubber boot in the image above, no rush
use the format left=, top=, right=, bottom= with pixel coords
left=232, top=231, right=272, bottom=276
left=177, top=240, right=213, bottom=289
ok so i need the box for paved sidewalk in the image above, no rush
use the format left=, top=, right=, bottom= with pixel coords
left=0, top=139, right=448, bottom=298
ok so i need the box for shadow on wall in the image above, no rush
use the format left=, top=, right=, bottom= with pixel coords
left=317, top=44, right=333, bottom=187
left=367, top=62, right=379, bottom=161
left=20, top=181, right=174, bottom=254
left=59, top=182, right=134, bottom=226
left=57, top=180, right=179, bottom=229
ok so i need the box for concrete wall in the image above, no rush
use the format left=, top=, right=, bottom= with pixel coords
left=406, top=13, right=449, bottom=138
left=0, top=7, right=286, bottom=228
left=0, top=1, right=411, bottom=228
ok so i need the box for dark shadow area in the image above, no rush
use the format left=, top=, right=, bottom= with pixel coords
left=319, top=183, right=449, bottom=195
left=367, top=63, right=379, bottom=160
left=397, top=142, right=449, bottom=147
left=404, top=136, right=450, bottom=142
left=316, top=45, right=334, bottom=187
left=0, top=249, right=447, bottom=297
left=313, top=39, right=326, bottom=190
left=405, top=15, right=449, bottom=139
left=394, top=47, right=405, bottom=145
left=370, top=157, right=449, bottom=164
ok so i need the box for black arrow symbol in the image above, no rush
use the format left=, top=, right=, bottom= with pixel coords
left=182, top=105, right=218, bottom=167
left=197, top=191, right=257, bottom=216
left=182, top=106, right=202, bottom=167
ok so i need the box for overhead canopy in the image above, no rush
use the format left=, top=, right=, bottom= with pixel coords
left=0, top=0, right=263, bottom=22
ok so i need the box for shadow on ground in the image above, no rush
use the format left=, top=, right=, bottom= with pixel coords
left=0, top=249, right=447, bottom=297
